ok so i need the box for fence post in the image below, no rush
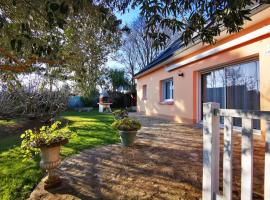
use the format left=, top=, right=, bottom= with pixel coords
left=223, top=116, right=233, bottom=200
left=203, top=102, right=220, bottom=200
left=241, top=118, right=253, bottom=200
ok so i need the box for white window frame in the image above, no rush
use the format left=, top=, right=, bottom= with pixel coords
left=162, top=78, right=173, bottom=101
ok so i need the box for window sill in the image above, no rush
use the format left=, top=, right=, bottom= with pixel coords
left=159, top=100, right=174, bottom=105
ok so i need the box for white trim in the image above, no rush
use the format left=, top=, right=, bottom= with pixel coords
left=164, top=98, right=174, bottom=102
left=166, top=25, right=270, bottom=72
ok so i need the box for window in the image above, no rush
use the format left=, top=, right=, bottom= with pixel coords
left=162, top=78, right=173, bottom=101
left=142, top=85, right=147, bottom=100
left=201, top=60, right=260, bottom=129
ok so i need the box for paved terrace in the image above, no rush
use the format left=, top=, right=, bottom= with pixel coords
left=30, top=113, right=265, bottom=200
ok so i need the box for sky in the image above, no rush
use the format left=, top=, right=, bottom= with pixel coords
left=106, top=7, right=140, bottom=69
left=115, top=6, right=140, bottom=26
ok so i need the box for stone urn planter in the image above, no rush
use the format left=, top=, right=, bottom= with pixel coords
left=112, top=117, right=141, bottom=147
left=20, top=121, right=74, bottom=189
left=39, top=139, right=68, bottom=188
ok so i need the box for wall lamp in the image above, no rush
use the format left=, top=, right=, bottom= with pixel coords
left=178, top=72, right=184, bottom=77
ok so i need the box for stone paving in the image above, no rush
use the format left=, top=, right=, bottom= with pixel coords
left=29, top=113, right=265, bottom=200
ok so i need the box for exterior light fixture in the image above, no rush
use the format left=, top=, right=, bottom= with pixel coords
left=178, top=72, right=184, bottom=77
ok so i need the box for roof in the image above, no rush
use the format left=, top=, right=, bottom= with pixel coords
left=135, top=38, right=185, bottom=77
left=134, top=3, right=268, bottom=78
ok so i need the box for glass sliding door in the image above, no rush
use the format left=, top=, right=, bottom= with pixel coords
left=201, top=68, right=226, bottom=123
left=201, top=60, right=260, bottom=129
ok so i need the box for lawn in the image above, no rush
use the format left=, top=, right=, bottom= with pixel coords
left=0, top=111, right=119, bottom=200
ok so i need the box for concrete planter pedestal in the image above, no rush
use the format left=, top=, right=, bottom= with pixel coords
left=40, top=146, right=62, bottom=189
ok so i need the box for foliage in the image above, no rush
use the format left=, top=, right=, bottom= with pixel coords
left=0, top=87, right=69, bottom=122
left=64, top=8, right=123, bottom=97
left=0, top=1, right=124, bottom=99
left=109, top=91, right=136, bottom=108
left=0, top=1, right=123, bottom=72
left=113, top=109, right=129, bottom=120
left=108, top=0, right=269, bottom=47
left=80, top=90, right=99, bottom=108
left=0, top=111, right=119, bottom=200
left=20, top=121, right=74, bottom=159
left=112, top=117, right=141, bottom=131
left=106, top=69, right=130, bottom=92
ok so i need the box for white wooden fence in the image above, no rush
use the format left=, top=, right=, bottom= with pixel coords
left=202, top=102, right=270, bottom=200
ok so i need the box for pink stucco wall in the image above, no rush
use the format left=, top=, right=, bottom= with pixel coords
left=136, top=17, right=270, bottom=129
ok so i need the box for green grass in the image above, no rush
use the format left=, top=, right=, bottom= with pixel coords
left=0, top=119, right=22, bottom=126
left=0, top=111, right=119, bottom=200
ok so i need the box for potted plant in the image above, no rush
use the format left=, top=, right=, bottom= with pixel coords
left=112, top=117, right=141, bottom=147
left=20, top=121, right=75, bottom=189
left=112, top=109, right=128, bottom=120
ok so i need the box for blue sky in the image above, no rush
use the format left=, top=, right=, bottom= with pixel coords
left=115, top=6, right=140, bottom=26
left=107, top=7, right=140, bottom=69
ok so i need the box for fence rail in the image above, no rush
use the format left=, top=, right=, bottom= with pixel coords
left=202, top=102, right=270, bottom=200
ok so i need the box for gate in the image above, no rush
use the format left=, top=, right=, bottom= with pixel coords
left=202, top=102, right=270, bottom=200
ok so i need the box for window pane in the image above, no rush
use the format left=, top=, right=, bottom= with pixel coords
left=202, top=68, right=225, bottom=107
left=143, top=85, right=147, bottom=99
left=163, top=79, right=173, bottom=100
left=201, top=68, right=225, bottom=123
left=165, top=81, right=170, bottom=99
left=171, top=80, right=174, bottom=99
left=225, top=61, right=260, bottom=129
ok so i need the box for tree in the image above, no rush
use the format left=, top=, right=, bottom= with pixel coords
left=0, top=1, right=123, bottom=73
left=108, top=0, right=270, bottom=46
left=107, top=69, right=129, bottom=92
left=119, top=17, right=177, bottom=91
left=0, top=1, right=124, bottom=98
left=62, top=7, right=122, bottom=97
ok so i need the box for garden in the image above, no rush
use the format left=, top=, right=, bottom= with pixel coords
left=0, top=111, right=121, bottom=200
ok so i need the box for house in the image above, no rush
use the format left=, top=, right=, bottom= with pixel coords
left=135, top=4, right=270, bottom=136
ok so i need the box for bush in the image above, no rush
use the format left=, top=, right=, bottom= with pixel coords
left=112, top=109, right=128, bottom=120
left=20, top=121, right=75, bottom=159
left=112, top=117, right=141, bottom=131
left=0, top=89, right=69, bottom=122
left=80, top=91, right=99, bottom=108
left=108, top=91, right=136, bottom=108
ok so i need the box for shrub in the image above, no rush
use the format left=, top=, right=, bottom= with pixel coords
left=0, top=89, right=69, bottom=122
left=80, top=90, right=99, bottom=107
left=20, top=121, right=75, bottom=159
left=112, top=109, right=128, bottom=120
left=112, top=117, right=141, bottom=131
left=108, top=91, right=136, bottom=108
